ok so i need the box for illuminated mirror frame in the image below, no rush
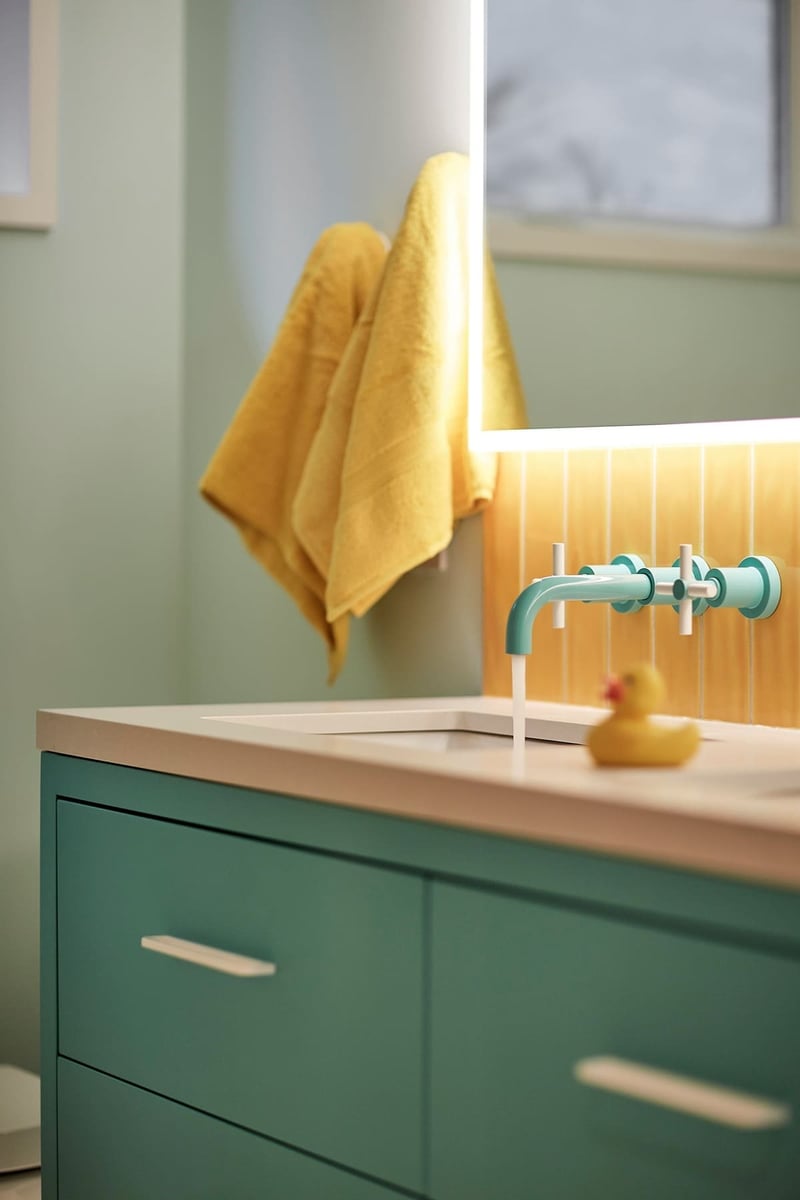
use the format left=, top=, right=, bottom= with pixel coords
left=467, top=0, right=800, bottom=451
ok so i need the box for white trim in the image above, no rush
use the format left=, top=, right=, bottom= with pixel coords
left=488, top=213, right=800, bottom=278
left=467, top=0, right=486, bottom=448
left=477, top=418, right=800, bottom=453
left=0, top=0, right=58, bottom=229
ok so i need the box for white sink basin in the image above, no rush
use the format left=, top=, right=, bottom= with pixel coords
left=324, top=728, right=536, bottom=753
left=206, top=706, right=589, bottom=750
left=205, top=705, right=740, bottom=762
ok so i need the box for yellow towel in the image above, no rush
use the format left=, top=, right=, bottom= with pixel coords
left=293, top=151, right=526, bottom=628
left=199, top=223, right=388, bottom=681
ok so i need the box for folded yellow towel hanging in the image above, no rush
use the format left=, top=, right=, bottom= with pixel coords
left=293, top=151, right=526, bottom=629
left=199, top=223, right=388, bottom=682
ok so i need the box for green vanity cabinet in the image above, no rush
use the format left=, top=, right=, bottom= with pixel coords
left=56, top=800, right=425, bottom=1191
left=430, top=882, right=800, bottom=1200
left=41, top=752, right=800, bottom=1199
left=58, top=1059, right=401, bottom=1200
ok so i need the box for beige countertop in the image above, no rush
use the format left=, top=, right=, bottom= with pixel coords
left=37, top=696, right=800, bottom=891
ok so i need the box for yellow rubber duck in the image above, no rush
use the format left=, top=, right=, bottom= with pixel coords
left=587, top=662, right=700, bottom=767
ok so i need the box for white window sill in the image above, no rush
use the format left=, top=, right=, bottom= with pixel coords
left=488, top=212, right=800, bottom=278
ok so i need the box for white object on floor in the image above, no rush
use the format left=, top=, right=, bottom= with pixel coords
left=0, top=1067, right=40, bottom=1175
left=0, top=1171, right=40, bottom=1198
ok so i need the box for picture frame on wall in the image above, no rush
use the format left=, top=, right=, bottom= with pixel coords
left=0, top=0, right=58, bottom=229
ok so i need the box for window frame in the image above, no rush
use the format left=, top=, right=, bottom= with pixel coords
left=0, top=0, right=58, bottom=230
left=487, top=0, right=800, bottom=277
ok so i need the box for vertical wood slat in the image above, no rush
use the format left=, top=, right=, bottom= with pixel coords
left=566, top=450, right=609, bottom=706
left=523, top=451, right=567, bottom=702
left=482, top=453, right=523, bottom=698
left=703, top=445, right=751, bottom=724
left=752, top=443, right=800, bottom=727
left=608, top=448, right=654, bottom=675
left=654, top=447, right=703, bottom=717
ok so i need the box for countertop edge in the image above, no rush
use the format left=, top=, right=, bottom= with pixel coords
left=36, top=707, right=800, bottom=893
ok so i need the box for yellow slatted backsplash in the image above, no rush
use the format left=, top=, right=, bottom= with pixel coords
left=482, top=444, right=800, bottom=728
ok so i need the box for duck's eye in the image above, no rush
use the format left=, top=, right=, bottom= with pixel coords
left=623, top=674, right=635, bottom=685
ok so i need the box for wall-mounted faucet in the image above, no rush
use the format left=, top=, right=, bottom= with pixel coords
left=505, top=543, right=782, bottom=659
left=506, top=550, right=650, bottom=656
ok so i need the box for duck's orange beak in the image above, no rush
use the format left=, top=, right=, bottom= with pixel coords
left=602, top=674, right=625, bottom=704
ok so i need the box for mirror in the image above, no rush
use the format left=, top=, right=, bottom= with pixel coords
left=470, top=0, right=800, bottom=447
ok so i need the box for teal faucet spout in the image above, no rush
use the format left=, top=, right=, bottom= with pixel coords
left=505, top=574, right=651, bottom=656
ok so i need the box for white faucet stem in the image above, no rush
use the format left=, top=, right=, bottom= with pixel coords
left=678, top=544, right=694, bottom=636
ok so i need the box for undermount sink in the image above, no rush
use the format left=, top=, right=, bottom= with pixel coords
left=206, top=706, right=590, bottom=751
left=327, top=728, right=525, bottom=752
left=204, top=705, right=741, bottom=763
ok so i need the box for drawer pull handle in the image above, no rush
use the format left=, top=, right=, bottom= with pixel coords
left=574, top=1056, right=791, bottom=1130
left=141, top=935, right=277, bottom=978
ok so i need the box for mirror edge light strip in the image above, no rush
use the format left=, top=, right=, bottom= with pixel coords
left=467, top=0, right=486, bottom=449
left=473, top=418, right=800, bottom=453
left=574, top=1055, right=791, bottom=1130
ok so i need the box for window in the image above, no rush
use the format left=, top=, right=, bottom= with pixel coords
left=486, top=0, right=800, bottom=273
left=0, top=0, right=31, bottom=196
left=0, top=0, right=58, bottom=229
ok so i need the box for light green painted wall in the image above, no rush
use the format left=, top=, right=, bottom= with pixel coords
left=183, top=0, right=483, bottom=704
left=0, top=0, right=484, bottom=1073
left=497, top=258, right=800, bottom=429
left=0, top=0, right=185, bottom=1070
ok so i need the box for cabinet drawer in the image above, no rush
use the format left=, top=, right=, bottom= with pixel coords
left=57, top=800, right=423, bottom=1192
left=57, top=1057, right=401, bottom=1199
left=431, top=883, right=800, bottom=1200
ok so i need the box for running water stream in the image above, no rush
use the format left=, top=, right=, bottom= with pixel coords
left=511, top=654, right=527, bottom=754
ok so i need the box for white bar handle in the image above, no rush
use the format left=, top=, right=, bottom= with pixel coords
left=680, top=579, right=720, bottom=601
left=552, top=542, right=566, bottom=629
left=574, top=1055, right=791, bottom=1131
left=678, top=543, right=693, bottom=636
left=658, top=574, right=718, bottom=601
left=141, top=935, right=277, bottom=978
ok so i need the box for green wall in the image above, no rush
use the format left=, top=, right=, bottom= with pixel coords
left=0, top=0, right=482, bottom=1072
left=497, top=258, right=800, bottom=430
left=182, top=0, right=482, bottom=704
left=0, top=0, right=185, bottom=1070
